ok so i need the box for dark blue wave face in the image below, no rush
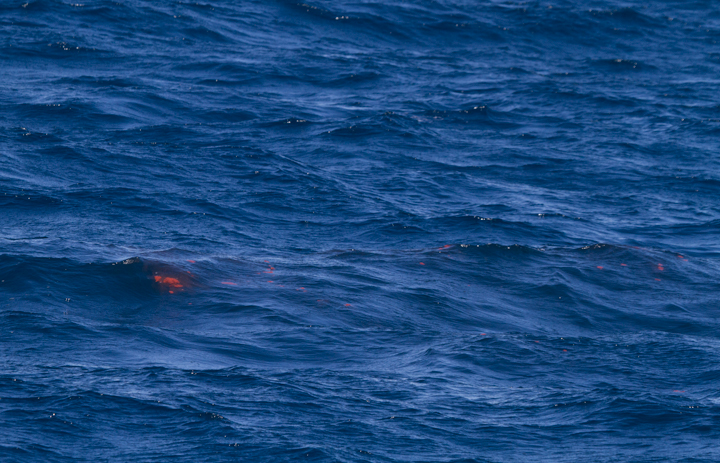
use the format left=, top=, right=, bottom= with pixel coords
left=1, top=0, right=720, bottom=461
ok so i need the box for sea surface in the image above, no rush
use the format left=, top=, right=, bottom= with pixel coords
left=1, top=0, right=720, bottom=461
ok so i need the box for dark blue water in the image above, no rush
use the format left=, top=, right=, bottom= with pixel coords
left=2, top=0, right=720, bottom=461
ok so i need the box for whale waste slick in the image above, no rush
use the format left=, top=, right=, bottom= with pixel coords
left=154, top=275, right=183, bottom=294
left=149, top=266, right=194, bottom=294
left=119, top=257, right=194, bottom=294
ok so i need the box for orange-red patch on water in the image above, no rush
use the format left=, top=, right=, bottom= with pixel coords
left=153, top=274, right=185, bottom=289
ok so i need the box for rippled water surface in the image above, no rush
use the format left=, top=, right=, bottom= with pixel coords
left=2, top=0, right=720, bottom=461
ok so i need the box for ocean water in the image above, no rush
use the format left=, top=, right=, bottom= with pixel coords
left=1, top=0, right=720, bottom=461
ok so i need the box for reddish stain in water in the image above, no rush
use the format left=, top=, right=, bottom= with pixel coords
left=419, top=262, right=425, bottom=265
left=221, top=282, right=237, bottom=285
left=345, top=304, right=351, bottom=307
left=264, top=260, right=269, bottom=263
left=169, top=291, right=174, bottom=294
left=154, top=275, right=183, bottom=288
left=270, top=267, right=275, bottom=270
left=657, top=264, right=664, bottom=271
left=597, top=266, right=604, bottom=269
left=655, top=278, right=661, bottom=281
left=163, top=277, right=182, bottom=287
left=187, top=260, right=196, bottom=263
left=673, top=390, right=686, bottom=393
left=267, top=280, right=273, bottom=283
left=683, top=259, right=688, bottom=262
left=188, top=303, right=192, bottom=305
left=677, top=255, right=684, bottom=259
left=535, top=341, right=539, bottom=343
left=621, top=263, right=627, bottom=266
left=563, top=349, right=568, bottom=352
left=481, top=333, right=487, bottom=335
